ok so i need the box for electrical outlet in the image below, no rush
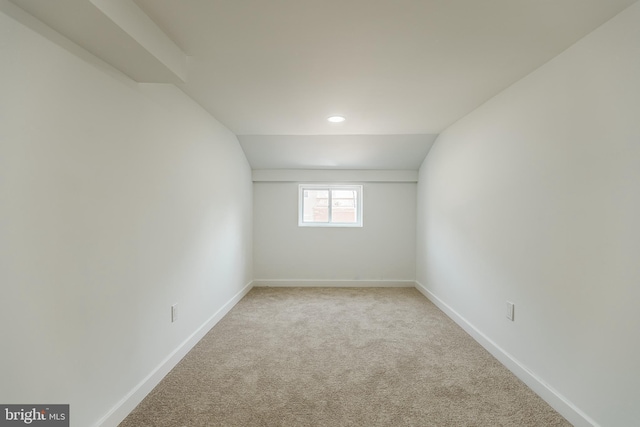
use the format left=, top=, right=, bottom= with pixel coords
left=171, top=304, right=178, bottom=322
left=506, top=301, right=515, bottom=321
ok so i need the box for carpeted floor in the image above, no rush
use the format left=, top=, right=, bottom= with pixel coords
left=119, top=287, right=571, bottom=426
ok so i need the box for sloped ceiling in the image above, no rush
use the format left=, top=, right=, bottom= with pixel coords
left=238, top=134, right=438, bottom=170
left=7, top=0, right=638, bottom=169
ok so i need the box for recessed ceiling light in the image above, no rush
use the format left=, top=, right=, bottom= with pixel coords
left=327, top=115, right=346, bottom=123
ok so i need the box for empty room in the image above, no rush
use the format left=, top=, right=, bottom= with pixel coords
left=1, top=0, right=639, bottom=426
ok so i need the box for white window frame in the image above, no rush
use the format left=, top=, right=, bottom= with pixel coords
left=298, top=184, right=363, bottom=227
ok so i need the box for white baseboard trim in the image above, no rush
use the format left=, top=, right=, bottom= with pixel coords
left=96, top=281, right=254, bottom=427
left=414, top=281, right=598, bottom=427
left=253, top=279, right=416, bottom=288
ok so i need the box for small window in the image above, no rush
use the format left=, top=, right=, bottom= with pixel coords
left=299, top=184, right=363, bottom=227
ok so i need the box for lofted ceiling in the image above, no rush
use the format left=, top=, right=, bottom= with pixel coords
left=238, top=134, right=438, bottom=170
left=8, top=0, right=638, bottom=170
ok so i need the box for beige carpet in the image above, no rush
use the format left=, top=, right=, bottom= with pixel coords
left=119, top=287, right=571, bottom=426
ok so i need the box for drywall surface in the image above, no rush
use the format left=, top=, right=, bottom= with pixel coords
left=254, top=182, right=416, bottom=284
left=0, top=7, right=252, bottom=427
left=416, top=2, right=640, bottom=426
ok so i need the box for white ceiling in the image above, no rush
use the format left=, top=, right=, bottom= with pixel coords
left=238, top=134, right=438, bottom=170
left=133, top=0, right=636, bottom=134
left=8, top=0, right=638, bottom=169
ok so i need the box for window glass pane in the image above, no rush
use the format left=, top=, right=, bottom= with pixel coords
left=303, top=189, right=329, bottom=222
left=299, top=185, right=362, bottom=227
left=332, top=190, right=355, bottom=199
left=331, top=189, right=357, bottom=223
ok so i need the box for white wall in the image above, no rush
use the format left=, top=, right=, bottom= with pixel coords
left=416, top=2, right=640, bottom=426
left=254, top=181, right=416, bottom=285
left=0, top=6, right=252, bottom=427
